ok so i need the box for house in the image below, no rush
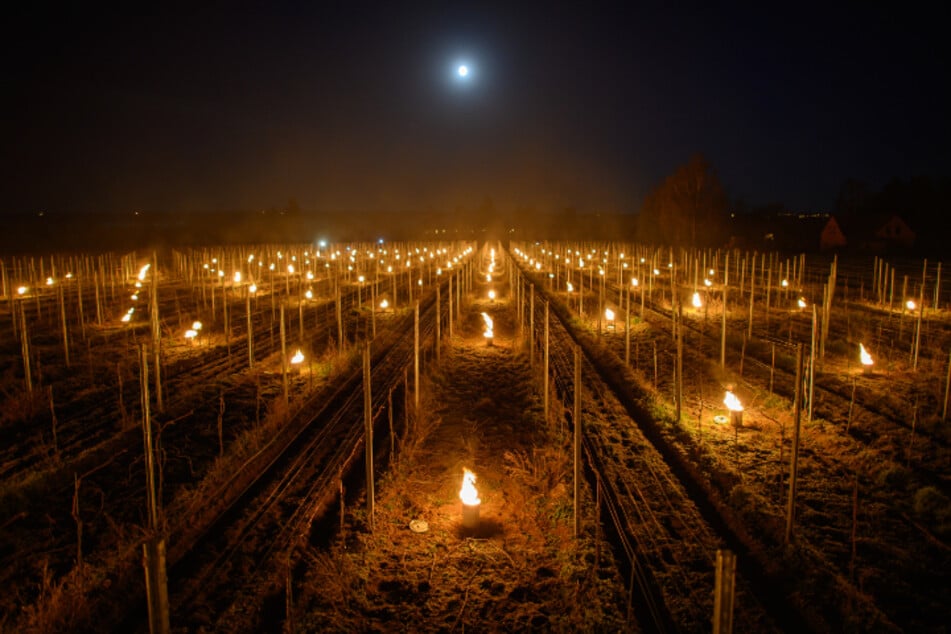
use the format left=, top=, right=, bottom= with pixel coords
left=874, top=215, right=915, bottom=249
left=819, top=216, right=847, bottom=251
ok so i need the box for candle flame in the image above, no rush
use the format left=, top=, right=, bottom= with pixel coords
left=859, top=343, right=874, bottom=366
left=460, top=468, right=481, bottom=506
left=481, top=312, right=494, bottom=338
left=604, top=308, right=615, bottom=321
left=692, top=291, right=702, bottom=308
left=291, top=349, right=305, bottom=364
left=724, top=390, right=743, bottom=412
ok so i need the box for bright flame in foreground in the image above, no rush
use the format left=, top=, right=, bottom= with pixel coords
left=724, top=390, right=743, bottom=412
left=692, top=291, right=702, bottom=308
left=291, top=349, right=305, bottom=364
left=906, top=300, right=916, bottom=310
left=859, top=343, right=874, bottom=366
left=460, top=468, right=481, bottom=506
left=137, top=264, right=150, bottom=281
left=481, top=312, right=493, bottom=338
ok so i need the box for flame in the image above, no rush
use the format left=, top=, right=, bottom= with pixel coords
left=781, top=279, right=789, bottom=287
left=488, top=290, right=496, bottom=300
left=906, top=300, right=916, bottom=310
left=859, top=343, right=874, bottom=366
left=692, top=291, right=702, bottom=308
left=137, top=263, right=150, bottom=281
left=481, top=312, right=494, bottom=338
left=460, top=468, right=481, bottom=506
left=234, top=271, right=242, bottom=283
left=17, top=286, right=28, bottom=295
left=605, top=308, right=615, bottom=321
left=566, top=282, right=574, bottom=293
left=724, top=390, right=744, bottom=412
left=249, top=283, right=257, bottom=293
left=379, top=299, right=389, bottom=309
left=185, top=329, right=198, bottom=339
left=798, top=297, right=807, bottom=308
left=631, top=277, right=639, bottom=287
left=291, top=349, right=305, bottom=364
left=192, top=321, right=203, bottom=331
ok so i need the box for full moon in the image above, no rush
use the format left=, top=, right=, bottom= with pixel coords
left=457, top=65, right=469, bottom=77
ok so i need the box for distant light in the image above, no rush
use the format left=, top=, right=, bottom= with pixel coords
left=249, top=283, right=257, bottom=294
left=380, top=299, right=389, bottom=309
left=458, top=64, right=469, bottom=77
left=291, top=349, right=305, bottom=364
left=305, top=289, right=313, bottom=299
left=906, top=299, right=916, bottom=310
left=17, top=285, right=28, bottom=295
left=692, top=292, right=702, bottom=308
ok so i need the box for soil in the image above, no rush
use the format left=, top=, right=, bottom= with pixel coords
left=292, top=300, right=629, bottom=631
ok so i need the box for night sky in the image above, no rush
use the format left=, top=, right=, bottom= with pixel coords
left=4, top=3, right=949, bottom=217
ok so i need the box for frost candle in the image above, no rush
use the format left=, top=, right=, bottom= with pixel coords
left=460, top=468, right=481, bottom=529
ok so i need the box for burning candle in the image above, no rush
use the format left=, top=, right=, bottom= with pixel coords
left=692, top=291, right=702, bottom=308
left=460, top=468, right=481, bottom=529
left=859, top=343, right=874, bottom=369
left=724, top=389, right=744, bottom=426
left=481, top=312, right=494, bottom=346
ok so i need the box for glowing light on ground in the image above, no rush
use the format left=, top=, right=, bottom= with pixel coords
left=481, top=312, right=494, bottom=340
left=692, top=291, right=702, bottom=308
left=290, top=349, right=305, bottom=364
left=724, top=390, right=743, bottom=412
left=860, top=343, right=874, bottom=366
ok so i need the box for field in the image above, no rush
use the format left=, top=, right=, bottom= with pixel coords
left=1, top=241, right=949, bottom=632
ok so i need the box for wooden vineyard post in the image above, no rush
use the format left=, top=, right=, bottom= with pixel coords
left=448, top=275, right=453, bottom=339
left=573, top=344, right=582, bottom=539
left=247, top=291, right=254, bottom=369
left=770, top=343, right=776, bottom=394
left=914, top=259, right=926, bottom=370
left=943, top=350, right=950, bottom=422
left=336, top=285, right=343, bottom=352
left=435, top=285, right=441, bottom=363
left=371, top=277, right=377, bottom=339
left=140, top=344, right=170, bottom=634
left=19, top=298, right=33, bottom=396
left=529, top=284, right=535, bottom=366
left=58, top=284, right=70, bottom=368
left=151, top=254, right=163, bottom=413
left=676, top=303, right=684, bottom=423
left=625, top=276, right=631, bottom=366
left=808, top=305, right=817, bottom=422
left=281, top=304, right=288, bottom=409
left=363, top=342, right=374, bottom=531
left=544, top=301, right=550, bottom=424
left=786, top=343, right=805, bottom=545
left=713, top=549, right=736, bottom=634
left=721, top=278, right=727, bottom=369
left=387, top=390, right=395, bottom=465
left=934, top=262, right=942, bottom=310
left=414, top=302, right=420, bottom=411
left=748, top=256, right=755, bottom=339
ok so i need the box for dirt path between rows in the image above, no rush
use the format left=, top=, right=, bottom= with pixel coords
left=293, top=302, right=629, bottom=632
